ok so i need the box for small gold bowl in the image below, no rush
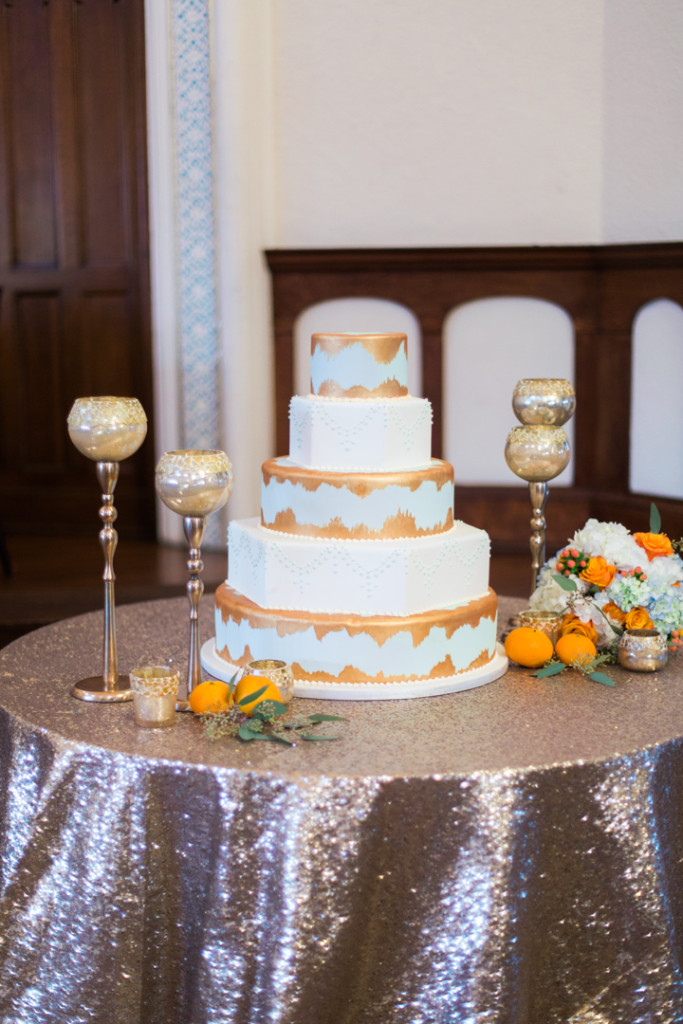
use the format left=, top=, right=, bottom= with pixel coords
left=516, top=609, right=565, bottom=645
left=618, top=629, right=668, bottom=673
left=246, top=659, right=295, bottom=703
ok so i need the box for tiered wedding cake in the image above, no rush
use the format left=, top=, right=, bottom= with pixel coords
left=210, top=332, right=506, bottom=698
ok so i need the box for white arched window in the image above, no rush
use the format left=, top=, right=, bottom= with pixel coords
left=443, top=297, right=575, bottom=485
left=630, top=299, right=683, bottom=498
left=294, top=298, right=422, bottom=397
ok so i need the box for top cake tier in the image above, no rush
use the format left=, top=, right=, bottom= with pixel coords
left=310, top=333, right=408, bottom=398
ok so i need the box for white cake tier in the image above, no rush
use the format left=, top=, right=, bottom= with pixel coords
left=228, top=518, right=490, bottom=616
left=310, top=332, right=408, bottom=398
left=261, top=457, right=455, bottom=539
left=289, top=395, right=432, bottom=471
left=214, top=583, right=498, bottom=684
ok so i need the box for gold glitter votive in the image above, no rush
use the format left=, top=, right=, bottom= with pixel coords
left=130, top=665, right=180, bottom=727
left=67, top=396, right=147, bottom=462
left=517, top=609, right=565, bottom=645
left=246, top=659, right=295, bottom=703
left=618, top=629, right=668, bottom=673
left=512, top=378, right=576, bottom=426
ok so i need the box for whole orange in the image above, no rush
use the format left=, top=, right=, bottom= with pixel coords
left=233, top=674, right=282, bottom=716
left=189, top=679, right=233, bottom=715
left=554, top=633, right=597, bottom=668
left=504, top=626, right=554, bottom=668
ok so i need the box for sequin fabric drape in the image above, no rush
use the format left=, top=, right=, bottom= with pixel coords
left=0, top=598, right=682, bottom=1023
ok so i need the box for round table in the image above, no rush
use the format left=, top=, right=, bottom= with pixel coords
left=0, top=596, right=682, bottom=1024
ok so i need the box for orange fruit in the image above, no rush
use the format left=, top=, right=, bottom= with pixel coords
left=504, top=626, right=554, bottom=668
left=554, top=633, right=597, bottom=668
left=233, top=674, right=282, bottom=716
left=189, top=679, right=233, bottom=715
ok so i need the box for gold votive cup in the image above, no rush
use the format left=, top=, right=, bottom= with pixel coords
left=130, top=665, right=180, bottom=728
left=246, top=659, right=295, bottom=703
left=512, top=378, right=576, bottom=427
left=516, top=609, right=564, bottom=645
left=618, top=629, right=668, bottom=673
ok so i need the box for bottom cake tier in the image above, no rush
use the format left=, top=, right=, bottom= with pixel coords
left=214, top=582, right=499, bottom=686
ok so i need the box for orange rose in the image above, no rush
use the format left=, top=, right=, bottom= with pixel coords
left=579, top=556, right=617, bottom=589
left=625, top=606, right=654, bottom=630
left=560, top=615, right=600, bottom=645
left=634, top=532, right=674, bottom=560
left=602, top=601, right=627, bottom=624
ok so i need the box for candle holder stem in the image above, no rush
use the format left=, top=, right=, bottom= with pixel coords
left=72, top=460, right=132, bottom=702
left=184, top=514, right=206, bottom=700
left=98, top=461, right=119, bottom=686
left=529, top=481, right=548, bottom=595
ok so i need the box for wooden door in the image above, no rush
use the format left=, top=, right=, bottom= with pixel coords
left=0, top=0, right=154, bottom=538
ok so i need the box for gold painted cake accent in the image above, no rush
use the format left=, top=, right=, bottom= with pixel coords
left=215, top=583, right=497, bottom=682
left=261, top=458, right=454, bottom=538
left=311, top=333, right=407, bottom=365
left=263, top=458, right=453, bottom=495
left=311, top=333, right=408, bottom=397
left=266, top=508, right=453, bottom=540
left=286, top=648, right=492, bottom=683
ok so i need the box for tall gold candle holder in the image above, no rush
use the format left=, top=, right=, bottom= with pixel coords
left=67, top=396, right=147, bottom=701
left=155, top=450, right=233, bottom=702
left=505, top=379, right=575, bottom=595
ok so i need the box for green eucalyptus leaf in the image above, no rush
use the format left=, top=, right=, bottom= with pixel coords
left=253, top=700, right=288, bottom=721
left=306, top=713, right=347, bottom=723
left=237, top=685, right=268, bottom=707
left=238, top=724, right=257, bottom=741
left=553, top=573, right=578, bottom=592
left=650, top=502, right=662, bottom=534
left=588, top=671, right=616, bottom=687
left=533, top=662, right=566, bottom=678
left=266, top=732, right=295, bottom=746
left=300, top=734, right=341, bottom=742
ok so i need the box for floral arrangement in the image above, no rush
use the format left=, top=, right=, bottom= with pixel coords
left=529, top=505, right=683, bottom=652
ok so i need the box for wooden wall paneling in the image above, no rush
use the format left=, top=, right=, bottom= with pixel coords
left=6, top=3, right=57, bottom=266
left=266, top=244, right=683, bottom=553
left=15, top=292, right=64, bottom=470
left=0, top=0, right=154, bottom=539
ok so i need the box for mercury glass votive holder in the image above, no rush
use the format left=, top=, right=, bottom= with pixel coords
left=155, top=450, right=233, bottom=517
left=67, top=396, right=148, bottom=462
left=512, top=379, right=576, bottom=427
left=618, top=629, right=669, bottom=673
left=130, top=665, right=180, bottom=728
left=504, top=425, right=570, bottom=483
left=246, top=659, right=295, bottom=703
left=516, top=609, right=565, bottom=646
left=155, top=450, right=233, bottom=702
left=67, top=396, right=147, bottom=702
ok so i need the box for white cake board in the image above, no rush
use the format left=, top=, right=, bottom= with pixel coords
left=200, top=638, right=508, bottom=701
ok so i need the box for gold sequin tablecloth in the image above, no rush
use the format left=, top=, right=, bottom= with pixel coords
left=1, top=596, right=683, bottom=1024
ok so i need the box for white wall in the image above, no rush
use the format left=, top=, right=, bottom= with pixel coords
left=272, top=0, right=604, bottom=246
left=603, top=0, right=683, bottom=241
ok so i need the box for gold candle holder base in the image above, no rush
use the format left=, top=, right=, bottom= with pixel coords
left=71, top=674, right=132, bottom=702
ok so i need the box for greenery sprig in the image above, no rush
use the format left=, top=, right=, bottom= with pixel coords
left=533, top=651, right=617, bottom=687
left=201, top=697, right=346, bottom=746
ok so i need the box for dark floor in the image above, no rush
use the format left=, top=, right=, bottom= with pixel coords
left=0, top=534, right=530, bottom=648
